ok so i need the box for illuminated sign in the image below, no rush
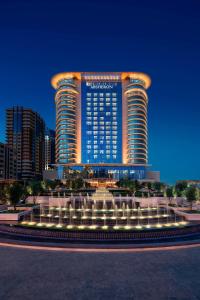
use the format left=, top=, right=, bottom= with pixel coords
left=86, top=82, right=117, bottom=89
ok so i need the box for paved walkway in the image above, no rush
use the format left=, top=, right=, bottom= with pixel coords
left=0, top=246, right=200, bottom=299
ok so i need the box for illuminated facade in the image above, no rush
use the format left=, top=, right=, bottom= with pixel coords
left=51, top=72, right=151, bottom=180
left=6, top=106, right=45, bottom=180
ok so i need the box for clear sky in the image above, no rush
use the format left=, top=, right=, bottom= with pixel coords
left=0, top=0, right=199, bottom=184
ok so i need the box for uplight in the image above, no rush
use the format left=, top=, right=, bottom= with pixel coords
left=78, top=225, right=85, bottom=229
left=102, top=225, right=108, bottom=230
left=56, top=224, right=63, bottom=228
left=113, top=225, right=120, bottom=230
left=156, top=224, right=162, bottom=228
left=145, top=225, right=151, bottom=229
left=135, top=225, right=142, bottom=229
left=90, top=225, right=97, bottom=230
left=28, top=222, right=36, bottom=225
left=67, top=225, right=74, bottom=229
left=46, top=223, right=54, bottom=228
left=124, top=225, right=132, bottom=230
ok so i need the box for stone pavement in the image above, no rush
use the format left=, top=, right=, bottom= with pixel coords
left=0, top=246, right=200, bottom=300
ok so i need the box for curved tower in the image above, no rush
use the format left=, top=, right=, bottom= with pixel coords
left=51, top=73, right=81, bottom=165
left=122, top=73, right=151, bottom=165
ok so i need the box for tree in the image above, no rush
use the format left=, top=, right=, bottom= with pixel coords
left=147, top=182, right=153, bottom=190
left=175, top=181, right=188, bottom=197
left=72, top=178, right=84, bottom=190
left=151, top=182, right=166, bottom=196
left=0, top=185, right=7, bottom=204
left=81, top=165, right=91, bottom=179
left=5, top=183, right=24, bottom=211
left=166, top=187, right=173, bottom=202
left=116, top=179, right=141, bottom=196
left=176, top=181, right=188, bottom=191
left=129, top=181, right=137, bottom=196
left=185, top=187, right=199, bottom=209
left=26, top=181, right=43, bottom=204
left=41, top=180, right=57, bottom=191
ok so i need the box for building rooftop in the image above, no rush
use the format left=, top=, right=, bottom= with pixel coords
left=51, top=72, right=151, bottom=89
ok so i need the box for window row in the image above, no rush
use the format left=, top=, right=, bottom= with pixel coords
left=87, top=112, right=117, bottom=116
left=87, top=93, right=117, bottom=97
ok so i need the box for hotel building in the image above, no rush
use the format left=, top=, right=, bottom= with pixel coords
left=51, top=72, right=156, bottom=180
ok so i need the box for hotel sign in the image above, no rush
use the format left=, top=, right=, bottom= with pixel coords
left=86, top=82, right=117, bottom=89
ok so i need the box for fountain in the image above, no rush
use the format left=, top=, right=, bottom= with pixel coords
left=84, top=197, right=87, bottom=210
left=22, top=187, right=188, bottom=233
left=114, top=207, right=119, bottom=230
left=71, top=204, right=77, bottom=220
left=122, top=203, right=126, bottom=220
left=132, top=199, right=136, bottom=211
left=126, top=204, right=130, bottom=216
left=146, top=204, right=151, bottom=228
left=103, top=200, right=107, bottom=212
left=125, top=205, right=131, bottom=229
left=112, top=199, right=115, bottom=211
left=28, top=211, right=36, bottom=226
left=82, top=204, right=87, bottom=220
left=63, top=203, right=68, bottom=219
left=67, top=205, right=73, bottom=229
left=156, top=210, right=161, bottom=228
left=136, top=214, right=142, bottom=229
left=102, top=214, right=108, bottom=230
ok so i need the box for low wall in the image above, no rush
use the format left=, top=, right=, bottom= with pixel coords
left=26, top=195, right=185, bottom=207
left=0, top=210, right=30, bottom=221
left=175, top=210, right=200, bottom=221
left=26, top=196, right=71, bottom=206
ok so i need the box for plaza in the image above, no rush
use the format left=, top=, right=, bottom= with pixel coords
left=0, top=245, right=200, bottom=300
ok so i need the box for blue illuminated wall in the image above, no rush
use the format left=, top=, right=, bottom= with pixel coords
left=81, top=80, right=122, bottom=164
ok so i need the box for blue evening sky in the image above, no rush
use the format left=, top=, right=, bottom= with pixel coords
left=0, top=0, right=199, bottom=183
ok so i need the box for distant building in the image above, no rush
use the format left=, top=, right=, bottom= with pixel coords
left=0, top=142, right=16, bottom=180
left=45, top=128, right=55, bottom=170
left=43, top=169, right=57, bottom=181
left=51, top=72, right=159, bottom=180
left=6, top=106, right=45, bottom=180
left=145, top=171, right=160, bottom=182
